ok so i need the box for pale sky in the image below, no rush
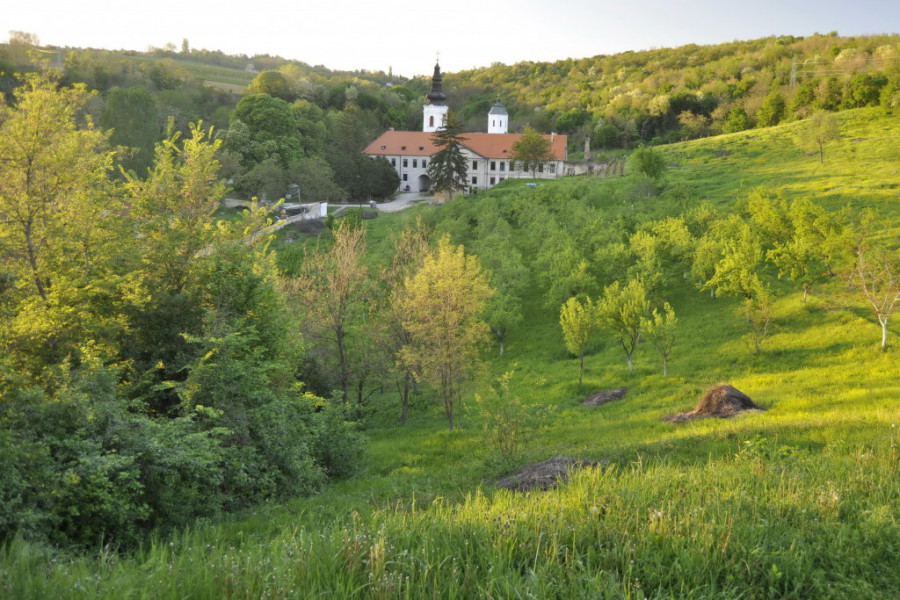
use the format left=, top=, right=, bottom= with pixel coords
left=5, top=1, right=899, bottom=78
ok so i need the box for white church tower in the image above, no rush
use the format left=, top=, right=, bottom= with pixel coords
left=423, top=62, right=449, bottom=132
left=487, top=96, right=508, bottom=134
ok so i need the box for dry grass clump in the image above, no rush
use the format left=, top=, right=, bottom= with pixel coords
left=665, top=384, right=766, bottom=423
left=497, top=456, right=599, bottom=491
left=582, top=387, right=627, bottom=407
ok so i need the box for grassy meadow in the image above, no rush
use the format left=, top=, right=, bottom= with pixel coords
left=3, top=108, right=900, bottom=598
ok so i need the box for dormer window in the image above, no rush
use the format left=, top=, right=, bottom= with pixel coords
left=381, top=145, right=386, bottom=150
left=419, top=146, right=424, bottom=151
left=401, top=146, right=406, bottom=150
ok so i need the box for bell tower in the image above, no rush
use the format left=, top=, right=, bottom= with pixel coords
left=487, top=96, right=508, bottom=134
left=423, top=60, right=449, bottom=132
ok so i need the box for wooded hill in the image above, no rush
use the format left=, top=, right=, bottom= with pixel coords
left=3, top=31, right=899, bottom=153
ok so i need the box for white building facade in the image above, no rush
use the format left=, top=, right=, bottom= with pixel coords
left=363, top=63, right=567, bottom=194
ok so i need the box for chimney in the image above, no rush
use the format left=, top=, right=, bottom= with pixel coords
left=551, top=132, right=555, bottom=143
left=389, top=127, right=395, bottom=132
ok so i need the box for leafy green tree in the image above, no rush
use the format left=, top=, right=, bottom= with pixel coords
left=227, top=93, right=302, bottom=171
left=756, top=90, right=786, bottom=127
left=398, top=235, right=492, bottom=432
left=560, top=296, right=598, bottom=387
left=477, top=233, right=528, bottom=356
left=850, top=212, right=900, bottom=351
left=798, top=111, right=840, bottom=164
left=767, top=198, right=841, bottom=304
left=510, top=127, right=554, bottom=179
left=101, top=85, right=160, bottom=175
left=285, top=221, right=372, bottom=404
left=0, top=70, right=117, bottom=305
left=597, top=279, right=649, bottom=372
left=723, top=106, right=751, bottom=133
left=248, top=70, right=292, bottom=100
left=630, top=144, right=667, bottom=180
left=0, top=70, right=125, bottom=379
left=641, top=302, right=677, bottom=377
left=427, top=110, right=469, bottom=200
left=381, top=218, right=431, bottom=424
left=704, top=221, right=767, bottom=321
left=285, top=156, right=348, bottom=203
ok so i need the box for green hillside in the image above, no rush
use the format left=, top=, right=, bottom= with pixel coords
left=5, top=107, right=898, bottom=598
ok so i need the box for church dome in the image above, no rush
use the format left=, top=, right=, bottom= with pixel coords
left=488, top=98, right=508, bottom=115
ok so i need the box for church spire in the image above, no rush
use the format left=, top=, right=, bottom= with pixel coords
left=426, top=60, right=447, bottom=105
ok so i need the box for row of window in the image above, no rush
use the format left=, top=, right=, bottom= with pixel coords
left=471, top=176, right=507, bottom=185
left=391, top=158, right=428, bottom=169
left=389, top=158, right=557, bottom=179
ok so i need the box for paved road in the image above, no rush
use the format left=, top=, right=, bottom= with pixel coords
left=375, top=192, right=430, bottom=212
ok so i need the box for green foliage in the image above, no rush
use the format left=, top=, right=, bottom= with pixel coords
left=629, top=144, right=667, bottom=180
left=641, top=301, right=677, bottom=376
left=722, top=106, right=751, bottom=133
left=426, top=111, right=469, bottom=199
left=798, top=110, right=841, bottom=163
left=510, top=127, right=553, bottom=179
left=398, top=235, right=492, bottom=431
left=475, top=371, right=553, bottom=460
left=596, top=279, right=650, bottom=372
left=101, top=85, right=160, bottom=175
left=559, top=296, right=598, bottom=387
left=756, top=90, right=786, bottom=127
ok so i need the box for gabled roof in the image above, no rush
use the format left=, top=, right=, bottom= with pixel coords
left=364, top=130, right=568, bottom=161
left=462, top=133, right=567, bottom=161
left=363, top=131, right=438, bottom=156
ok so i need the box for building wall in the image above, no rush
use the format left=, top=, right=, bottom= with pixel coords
left=380, top=154, right=432, bottom=192
left=423, top=104, right=448, bottom=132
left=487, top=112, right=508, bottom=134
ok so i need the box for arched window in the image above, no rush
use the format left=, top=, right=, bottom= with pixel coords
left=429, top=115, right=434, bottom=127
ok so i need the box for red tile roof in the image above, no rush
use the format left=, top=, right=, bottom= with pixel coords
left=363, top=130, right=567, bottom=161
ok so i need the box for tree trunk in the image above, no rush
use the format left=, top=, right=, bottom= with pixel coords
left=579, top=352, right=584, bottom=387
left=627, top=354, right=633, bottom=372
left=663, top=357, right=668, bottom=378
left=399, top=372, right=411, bottom=425
left=803, top=286, right=809, bottom=305
left=819, top=143, right=824, bottom=164
left=881, top=318, right=889, bottom=351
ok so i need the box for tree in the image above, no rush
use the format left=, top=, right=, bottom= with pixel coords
left=285, top=156, right=348, bottom=203
left=630, top=144, right=667, bottom=180
left=477, top=233, right=528, bottom=356
left=248, top=71, right=292, bottom=100
left=426, top=110, right=469, bottom=200
left=767, top=198, right=841, bottom=304
left=510, top=127, right=553, bottom=179
left=723, top=106, right=751, bottom=133
left=285, top=220, right=371, bottom=404
left=641, top=302, right=677, bottom=377
left=0, top=70, right=118, bottom=305
left=756, top=91, right=786, bottom=127
left=101, top=85, right=160, bottom=175
left=398, top=235, right=492, bottom=432
left=798, top=111, right=840, bottom=164
left=226, top=94, right=302, bottom=171
left=559, top=296, right=597, bottom=387
left=704, top=222, right=766, bottom=320
left=125, top=122, right=225, bottom=293
left=851, top=212, right=900, bottom=351
left=0, top=70, right=124, bottom=380
left=382, top=218, right=431, bottom=424
left=597, top=279, right=649, bottom=372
